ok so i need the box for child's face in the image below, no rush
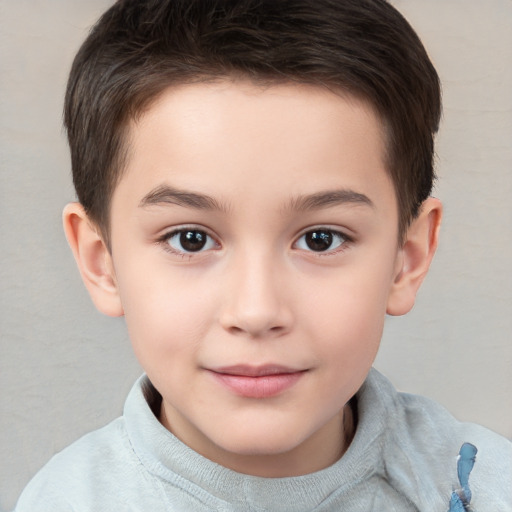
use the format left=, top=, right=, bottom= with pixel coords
left=107, top=81, right=404, bottom=475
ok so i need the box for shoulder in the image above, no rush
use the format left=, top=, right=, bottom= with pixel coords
left=365, top=370, right=512, bottom=511
left=396, top=389, right=512, bottom=460
left=400, top=391, right=511, bottom=505
left=14, top=417, right=151, bottom=511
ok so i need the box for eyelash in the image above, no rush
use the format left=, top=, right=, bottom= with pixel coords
left=293, top=227, right=352, bottom=256
left=157, top=226, right=353, bottom=257
left=157, top=227, right=219, bottom=257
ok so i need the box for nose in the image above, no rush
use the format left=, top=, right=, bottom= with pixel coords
left=219, top=251, right=293, bottom=338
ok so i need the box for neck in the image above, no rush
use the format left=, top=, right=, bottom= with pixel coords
left=160, top=399, right=356, bottom=478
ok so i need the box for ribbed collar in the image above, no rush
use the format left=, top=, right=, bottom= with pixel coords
left=124, top=368, right=395, bottom=511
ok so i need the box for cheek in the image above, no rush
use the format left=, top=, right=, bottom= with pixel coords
left=307, top=295, right=385, bottom=406
left=115, top=263, right=217, bottom=369
left=300, top=265, right=392, bottom=362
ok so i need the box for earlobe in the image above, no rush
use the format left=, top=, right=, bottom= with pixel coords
left=63, top=203, right=124, bottom=317
left=386, top=197, right=442, bottom=316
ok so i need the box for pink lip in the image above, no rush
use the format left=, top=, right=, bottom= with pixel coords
left=207, top=365, right=306, bottom=398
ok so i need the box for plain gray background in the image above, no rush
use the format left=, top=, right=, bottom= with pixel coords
left=1, top=1, right=511, bottom=510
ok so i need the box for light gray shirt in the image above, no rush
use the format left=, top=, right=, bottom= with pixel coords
left=15, top=369, right=512, bottom=511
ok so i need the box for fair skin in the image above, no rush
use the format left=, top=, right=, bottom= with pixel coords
left=64, top=81, right=441, bottom=477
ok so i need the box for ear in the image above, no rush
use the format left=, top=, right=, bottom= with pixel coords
left=386, top=197, right=442, bottom=316
left=63, top=203, right=124, bottom=317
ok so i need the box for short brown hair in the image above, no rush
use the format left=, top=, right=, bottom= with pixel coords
left=64, top=0, right=441, bottom=245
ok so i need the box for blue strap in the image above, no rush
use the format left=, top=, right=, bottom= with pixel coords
left=447, top=442, right=478, bottom=512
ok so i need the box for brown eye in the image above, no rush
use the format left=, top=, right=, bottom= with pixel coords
left=296, top=229, right=346, bottom=252
left=166, top=229, right=216, bottom=253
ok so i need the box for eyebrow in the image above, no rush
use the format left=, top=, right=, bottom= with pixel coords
left=139, top=184, right=373, bottom=213
left=139, top=184, right=228, bottom=212
left=286, top=189, right=374, bottom=212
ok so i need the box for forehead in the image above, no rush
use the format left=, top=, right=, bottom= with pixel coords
left=114, top=80, right=395, bottom=217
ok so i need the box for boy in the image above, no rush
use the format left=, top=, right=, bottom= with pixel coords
left=15, top=0, right=511, bottom=510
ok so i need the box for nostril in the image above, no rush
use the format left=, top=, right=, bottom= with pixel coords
left=225, top=323, right=287, bottom=337
left=219, top=293, right=293, bottom=338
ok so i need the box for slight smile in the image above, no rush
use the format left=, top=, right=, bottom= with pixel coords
left=207, top=365, right=308, bottom=399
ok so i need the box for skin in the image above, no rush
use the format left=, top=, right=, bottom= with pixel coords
left=64, top=81, right=442, bottom=478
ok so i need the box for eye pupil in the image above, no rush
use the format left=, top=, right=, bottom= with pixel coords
left=180, top=230, right=207, bottom=252
left=305, top=230, right=333, bottom=251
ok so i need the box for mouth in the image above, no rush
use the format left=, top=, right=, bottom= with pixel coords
left=207, top=365, right=307, bottom=398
